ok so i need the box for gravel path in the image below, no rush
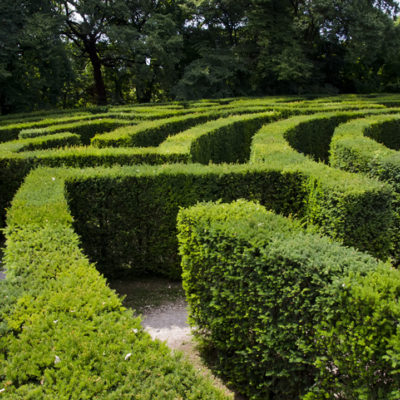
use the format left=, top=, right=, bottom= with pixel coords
left=110, top=277, right=245, bottom=399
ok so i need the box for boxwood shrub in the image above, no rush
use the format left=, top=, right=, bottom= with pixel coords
left=91, top=108, right=276, bottom=148
left=0, top=168, right=229, bottom=399
left=1, top=132, right=81, bottom=153
left=250, top=111, right=395, bottom=259
left=20, top=119, right=131, bottom=144
left=177, top=200, right=400, bottom=399
left=158, top=112, right=276, bottom=164
left=0, top=112, right=277, bottom=229
left=64, top=161, right=392, bottom=278
left=330, top=115, right=400, bottom=262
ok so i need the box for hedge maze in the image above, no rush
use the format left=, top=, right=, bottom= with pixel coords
left=1, top=96, right=400, bottom=398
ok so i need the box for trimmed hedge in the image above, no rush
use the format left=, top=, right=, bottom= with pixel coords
left=64, top=161, right=392, bottom=278
left=0, top=112, right=277, bottom=229
left=251, top=110, right=390, bottom=164
left=330, top=114, right=400, bottom=262
left=158, top=112, right=277, bottom=164
left=177, top=200, right=400, bottom=399
left=20, top=119, right=131, bottom=144
left=0, top=108, right=395, bottom=259
left=330, top=115, right=400, bottom=181
left=250, top=111, right=395, bottom=259
left=0, top=114, right=105, bottom=143
left=364, top=118, right=400, bottom=150
left=0, top=167, right=229, bottom=399
left=283, top=115, right=350, bottom=162
left=65, top=164, right=304, bottom=278
left=92, top=113, right=217, bottom=148
left=1, top=132, right=81, bottom=153
left=90, top=107, right=274, bottom=148
left=1, top=95, right=400, bottom=399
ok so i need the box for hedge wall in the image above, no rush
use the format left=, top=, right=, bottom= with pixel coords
left=0, top=108, right=395, bottom=258
left=177, top=200, right=400, bottom=399
left=158, top=112, right=276, bottom=164
left=19, top=119, right=131, bottom=144
left=364, top=118, right=400, bottom=150
left=1, top=132, right=81, bottom=153
left=0, top=111, right=277, bottom=229
left=330, top=115, right=400, bottom=181
left=65, top=164, right=303, bottom=278
left=250, top=111, right=395, bottom=259
left=0, top=113, right=94, bottom=143
left=330, top=114, right=400, bottom=262
left=0, top=167, right=229, bottom=399
left=1, top=95, right=399, bottom=398
left=64, top=161, right=392, bottom=279
left=91, top=108, right=276, bottom=148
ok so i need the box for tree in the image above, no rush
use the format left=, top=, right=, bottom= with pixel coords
left=175, top=0, right=250, bottom=99
left=105, top=3, right=184, bottom=103
left=54, top=0, right=125, bottom=104
left=0, top=0, right=72, bottom=113
left=293, top=0, right=400, bottom=92
left=55, top=0, right=184, bottom=104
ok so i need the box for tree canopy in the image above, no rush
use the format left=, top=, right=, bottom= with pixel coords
left=1, top=0, right=399, bottom=112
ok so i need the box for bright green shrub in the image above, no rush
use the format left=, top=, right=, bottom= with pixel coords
left=330, top=115, right=400, bottom=181
left=0, top=108, right=394, bottom=260
left=90, top=106, right=270, bottom=148
left=330, top=115, right=400, bottom=262
left=306, top=265, right=400, bottom=400
left=1, top=132, right=81, bottom=153
left=283, top=115, right=350, bottom=162
left=0, top=114, right=106, bottom=143
left=0, top=112, right=276, bottom=229
left=91, top=113, right=216, bottom=147
left=0, top=168, right=229, bottom=399
left=177, top=200, right=400, bottom=400
left=106, top=104, right=270, bottom=122
left=189, top=114, right=273, bottom=164
left=364, top=118, right=400, bottom=150
left=64, top=160, right=392, bottom=278
left=251, top=110, right=390, bottom=164
left=0, top=145, right=185, bottom=228
left=65, top=164, right=305, bottom=278
left=250, top=112, right=395, bottom=259
left=158, top=112, right=276, bottom=163
left=0, top=109, right=90, bottom=129
left=1, top=95, right=400, bottom=399
left=20, top=119, right=130, bottom=144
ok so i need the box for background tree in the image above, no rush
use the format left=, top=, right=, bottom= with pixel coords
left=0, top=0, right=72, bottom=114
left=175, top=0, right=249, bottom=99
left=2, top=0, right=400, bottom=112
left=105, top=1, right=184, bottom=103
left=55, top=0, right=183, bottom=104
left=295, top=0, right=400, bottom=92
left=55, top=0, right=128, bottom=105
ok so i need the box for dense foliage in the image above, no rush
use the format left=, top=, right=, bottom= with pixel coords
left=177, top=200, right=400, bottom=399
left=1, top=0, right=400, bottom=112
left=2, top=96, right=400, bottom=398
left=0, top=168, right=229, bottom=399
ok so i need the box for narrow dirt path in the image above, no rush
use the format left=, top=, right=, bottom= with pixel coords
left=109, top=277, right=246, bottom=399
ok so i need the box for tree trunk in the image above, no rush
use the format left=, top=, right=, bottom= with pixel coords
left=137, top=79, right=154, bottom=103
left=86, top=41, right=107, bottom=105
